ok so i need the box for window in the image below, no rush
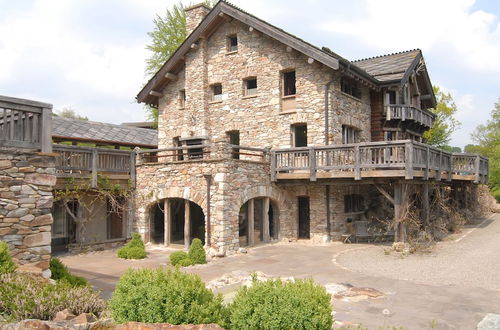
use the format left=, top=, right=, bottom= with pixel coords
left=283, top=70, right=296, bottom=96
left=185, top=138, right=203, bottom=159
left=244, top=78, right=257, bottom=96
left=179, top=90, right=186, bottom=108
left=342, top=125, right=359, bottom=144
left=386, top=90, right=397, bottom=105
left=344, top=194, right=364, bottom=213
left=107, top=197, right=125, bottom=239
left=227, top=35, right=238, bottom=52
left=52, top=200, right=78, bottom=238
left=227, top=130, right=240, bottom=159
left=211, top=84, right=222, bottom=102
left=341, top=76, right=361, bottom=99
left=292, top=124, right=307, bottom=147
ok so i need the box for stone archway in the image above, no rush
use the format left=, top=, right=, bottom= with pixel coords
left=239, top=197, right=279, bottom=247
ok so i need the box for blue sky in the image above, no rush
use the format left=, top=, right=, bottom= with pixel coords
left=0, top=0, right=499, bottom=148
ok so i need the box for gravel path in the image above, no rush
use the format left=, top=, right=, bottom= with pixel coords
left=337, top=213, right=500, bottom=290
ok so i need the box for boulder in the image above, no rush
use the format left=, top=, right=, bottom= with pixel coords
left=6, top=208, right=29, bottom=218
left=31, top=214, right=53, bottom=227
left=0, top=160, right=12, bottom=169
left=70, top=313, right=97, bottom=325
left=25, top=174, right=56, bottom=187
left=23, top=232, right=51, bottom=247
left=53, top=309, right=76, bottom=322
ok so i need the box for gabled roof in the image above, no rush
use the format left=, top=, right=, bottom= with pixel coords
left=52, top=117, right=158, bottom=148
left=353, top=50, right=421, bottom=82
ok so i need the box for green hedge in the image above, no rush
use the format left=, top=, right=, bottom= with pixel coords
left=188, top=238, right=206, bottom=264
left=0, top=241, right=16, bottom=275
left=50, top=258, right=88, bottom=287
left=117, top=233, right=146, bottom=259
left=109, top=267, right=227, bottom=325
left=228, top=277, right=333, bottom=330
left=169, top=251, right=189, bottom=266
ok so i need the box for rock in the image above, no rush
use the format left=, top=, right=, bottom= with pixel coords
left=2, top=234, right=22, bottom=242
left=70, top=313, right=97, bottom=325
left=25, top=173, right=56, bottom=186
left=20, top=214, right=35, bottom=222
left=53, top=309, right=76, bottom=321
left=21, top=185, right=36, bottom=195
left=31, top=214, right=53, bottom=226
left=477, top=313, right=500, bottom=330
left=348, top=287, right=384, bottom=298
left=23, top=232, right=51, bottom=247
left=238, top=248, right=247, bottom=254
left=6, top=207, right=29, bottom=218
left=0, top=160, right=12, bottom=169
left=36, top=196, right=53, bottom=209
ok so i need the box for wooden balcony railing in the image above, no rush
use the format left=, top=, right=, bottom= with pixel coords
left=271, top=140, right=489, bottom=183
left=0, top=95, right=53, bottom=152
left=53, top=144, right=135, bottom=187
left=385, top=105, right=435, bottom=128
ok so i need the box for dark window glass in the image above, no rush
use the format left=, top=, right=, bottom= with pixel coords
left=283, top=71, right=296, bottom=96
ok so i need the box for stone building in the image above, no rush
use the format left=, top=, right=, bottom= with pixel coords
left=134, top=1, right=488, bottom=254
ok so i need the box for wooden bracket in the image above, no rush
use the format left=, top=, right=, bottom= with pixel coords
left=374, top=184, right=394, bottom=205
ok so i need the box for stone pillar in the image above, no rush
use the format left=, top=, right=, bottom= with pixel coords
left=262, top=197, right=270, bottom=243
left=184, top=200, right=191, bottom=250
left=248, top=199, right=255, bottom=246
left=164, top=199, right=171, bottom=246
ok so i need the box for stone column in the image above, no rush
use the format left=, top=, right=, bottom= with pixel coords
left=164, top=199, right=171, bottom=246
left=184, top=200, right=191, bottom=250
left=248, top=199, right=255, bottom=246
left=262, top=197, right=270, bottom=243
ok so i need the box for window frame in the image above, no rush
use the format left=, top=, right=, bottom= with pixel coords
left=179, top=90, right=186, bottom=109
left=227, top=34, right=238, bottom=53
left=341, top=76, right=362, bottom=99
left=243, top=77, right=258, bottom=97
left=342, top=125, right=360, bottom=144
left=282, top=70, right=296, bottom=97
left=211, top=83, right=223, bottom=102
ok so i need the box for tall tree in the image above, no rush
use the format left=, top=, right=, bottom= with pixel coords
left=468, top=99, right=500, bottom=200
left=422, top=86, right=461, bottom=147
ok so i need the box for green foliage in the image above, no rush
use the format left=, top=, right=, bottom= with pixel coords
left=169, top=251, right=189, bottom=266
left=117, top=234, right=147, bottom=259
left=188, top=238, right=206, bottom=264
left=109, top=267, right=227, bottom=325
left=423, top=86, right=461, bottom=147
left=50, top=258, right=88, bottom=287
left=228, top=278, right=333, bottom=330
left=440, top=145, right=461, bottom=153
left=0, top=241, right=16, bottom=275
left=470, top=99, right=500, bottom=200
left=177, top=258, right=193, bottom=267
left=0, top=272, right=105, bottom=322
left=54, top=107, right=88, bottom=121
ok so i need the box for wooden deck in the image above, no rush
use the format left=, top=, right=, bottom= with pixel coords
left=386, top=105, right=435, bottom=128
left=271, top=140, right=489, bottom=184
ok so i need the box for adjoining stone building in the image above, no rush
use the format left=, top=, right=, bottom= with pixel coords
left=134, top=1, right=489, bottom=254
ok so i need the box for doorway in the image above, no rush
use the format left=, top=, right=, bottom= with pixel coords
left=298, top=196, right=310, bottom=239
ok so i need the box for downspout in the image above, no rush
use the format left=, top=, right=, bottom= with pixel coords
left=204, top=174, right=212, bottom=247
left=324, top=77, right=335, bottom=242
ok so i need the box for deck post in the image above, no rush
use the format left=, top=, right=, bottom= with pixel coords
left=40, top=107, right=53, bottom=153
left=270, top=151, right=277, bottom=182
left=184, top=200, right=191, bottom=250
left=405, top=142, right=414, bottom=179
left=354, top=145, right=361, bottom=180
left=437, top=151, right=442, bottom=181
left=422, top=183, right=430, bottom=228
left=474, top=155, right=480, bottom=183
left=309, top=147, right=316, bottom=181
left=91, top=149, right=98, bottom=188
left=248, top=199, right=255, bottom=246
left=262, top=197, right=270, bottom=243
left=164, top=199, right=171, bottom=246
left=129, top=151, right=136, bottom=188
left=393, top=182, right=407, bottom=243
left=424, top=146, right=430, bottom=180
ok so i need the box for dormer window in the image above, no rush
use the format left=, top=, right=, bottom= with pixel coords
left=244, top=77, right=257, bottom=96
left=211, top=83, right=222, bottom=102
left=227, top=35, right=238, bottom=52
left=341, top=76, right=361, bottom=99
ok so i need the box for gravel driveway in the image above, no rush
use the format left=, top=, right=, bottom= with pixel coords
left=337, top=213, right=500, bottom=291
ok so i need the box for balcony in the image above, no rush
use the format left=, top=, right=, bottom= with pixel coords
left=385, top=104, right=435, bottom=128
left=271, top=140, right=489, bottom=184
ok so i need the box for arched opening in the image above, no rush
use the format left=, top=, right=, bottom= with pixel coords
left=238, top=197, right=279, bottom=247
left=150, top=198, right=205, bottom=247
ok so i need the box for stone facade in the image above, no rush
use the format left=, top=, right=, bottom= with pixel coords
left=0, top=148, right=55, bottom=277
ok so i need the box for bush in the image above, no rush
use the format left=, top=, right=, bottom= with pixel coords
left=229, top=278, right=333, bottom=330
left=177, top=258, right=193, bottom=267
left=169, top=251, right=189, bottom=266
left=50, top=258, right=88, bottom=287
left=117, top=233, right=146, bottom=259
left=109, top=268, right=227, bottom=325
left=0, top=241, right=16, bottom=275
left=0, top=272, right=105, bottom=321
left=188, top=238, right=206, bottom=264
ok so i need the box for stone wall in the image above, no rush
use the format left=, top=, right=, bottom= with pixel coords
left=0, top=148, right=55, bottom=277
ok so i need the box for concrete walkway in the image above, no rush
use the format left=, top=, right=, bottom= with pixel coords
left=60, top=214, right=500, bottom=329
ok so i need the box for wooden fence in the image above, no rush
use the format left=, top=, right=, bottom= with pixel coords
left=0, top=95, right=53, bottom=152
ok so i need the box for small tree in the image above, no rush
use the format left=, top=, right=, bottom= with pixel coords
left=188, top=238, right=206, bottom=264
left=0, top=241, right=16, bottom=275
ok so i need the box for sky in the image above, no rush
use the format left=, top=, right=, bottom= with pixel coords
left=0, top=0, right=499, bottom=148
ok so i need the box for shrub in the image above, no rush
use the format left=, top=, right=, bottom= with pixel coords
left=117, top=233, right=146, bottom=259
left=109, top=268, right=227, bottom=325
left=0, top=241, right=16, bottom=275
left=169, top=251, right=189, bottom=266
left=229, top=278, right=333, bottom=330
left=177, top=258, right=193, bottom=267
left=188, top=238, right=206, bottom=264
left=50, top=258, right=88, bottom=287
left=0, top=272, right=105, bottom=322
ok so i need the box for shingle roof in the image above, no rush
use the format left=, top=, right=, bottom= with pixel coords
left=352, top=49, right=421, bottom=82
left=52, top=117, right=158, bottom=147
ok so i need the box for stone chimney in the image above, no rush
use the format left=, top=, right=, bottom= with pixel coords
left=184, top=3, right=211, bottom=35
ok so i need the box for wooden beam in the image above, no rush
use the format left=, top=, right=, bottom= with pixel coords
left=184, top=200, right=191, bottom=250
left=262, top=197, right=270, bottom=243
left=374, top=184, right=394, bottom=205
left=149, top=91, right=163, bottom=98
left=164, top=72, right=178, bottom=81
left=422, top=183, right=430, bottom=227
left=248, top=199, right=255, bottom=246
left=164, top=199, right=171, bottom=246
left=91, top=149, right=98, bottom=188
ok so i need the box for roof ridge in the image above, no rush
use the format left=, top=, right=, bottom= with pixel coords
left=352, top=49, right=420, bottom=63
left=53, top=116, right=156, bottom=132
